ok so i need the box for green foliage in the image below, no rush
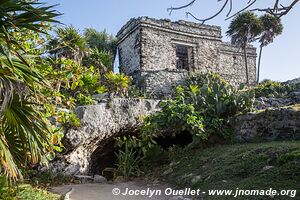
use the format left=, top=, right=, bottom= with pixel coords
left=84, top=28, right=117, bottom=67
left=0, top=0, right=61, bottom=179
left=259, top=14, right=283, bottom=47
left=146, top=94, right=206, bottom=139
left=0, top=177, right=60, bottom=200
left=279, top=150, right=300, bottom=165
left=82, top=48, right=111, bottom=74
left=251, top=80, right=295, bottom=98
left=257, top=14, right=283, bottom=82
left=187, top=73, right=255, bottom=119
left=77, top=93, right=94, bottom=105
left=143, top=72, right=254, bottom=145
left=115, top=136, right=143, bottom=180
left=227, top=11, right=262, bottom=84
left=105, top=71, right=131, bottom=97
left=48, top=26, right=86, bottom=62
left=113, top=73, right=255, bottom=179
left=41, top=59, right=106, bottom=106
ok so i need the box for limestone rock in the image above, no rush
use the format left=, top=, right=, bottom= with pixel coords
left=50, top=98, right=160, bottom=175
left=93, top=175, right=107, bottom=183
left=74, top=175, right=94, bottom=184
left=232, top=107, right=300, bottom=142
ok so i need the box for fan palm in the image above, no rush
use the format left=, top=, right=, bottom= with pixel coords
left=227, top=11, right=262, bottom=84
left=48, top=26, right=86, bottom=64
left=0, top=0, right=60, bottom=179
left=257, top=15, right=283, bottom=82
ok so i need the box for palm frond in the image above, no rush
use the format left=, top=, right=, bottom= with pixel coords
left=1, top=94, right=51, bottom=179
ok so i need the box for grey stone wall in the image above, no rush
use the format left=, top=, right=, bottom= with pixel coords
left=140, top=70, right=187, bottom=98
left=117, top=17, right=257, bottom=96
left=220, top=43, right=257, bottom=85
left=232, top=107, right=300, bottom=142
left=118, top=28, right=141, bottom=75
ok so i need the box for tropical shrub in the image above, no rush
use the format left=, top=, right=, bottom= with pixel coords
left=105, top=71, right=131, bottom=97
left=186, top=73, right=255, bottom=119
left=114, top=72, right=255, bottom=179
left=84, top=28, right=117, bottom=67
left=0, top=0, right=61, bottom=179
left=251, top=80, right=296, bottom=98
left=142, top=72, right=254, bottom=143
left=47, top=26, right=86, bottom=63
left=82, top=48, right=111, bottom=75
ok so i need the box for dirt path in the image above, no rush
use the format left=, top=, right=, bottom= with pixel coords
left=51, top=181, right=198, bottom=200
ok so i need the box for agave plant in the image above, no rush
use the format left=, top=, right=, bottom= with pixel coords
left=0, top=0, right=60, bottom=179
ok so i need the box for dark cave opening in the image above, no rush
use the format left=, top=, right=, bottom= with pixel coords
left=89, top=130, right=193, bottom=179
left=89, top=130, right=139, bottom=179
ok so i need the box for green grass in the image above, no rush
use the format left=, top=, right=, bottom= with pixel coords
left=0, top=184, right=60, bottom=200
left=156, top=141, right=300, bottom=200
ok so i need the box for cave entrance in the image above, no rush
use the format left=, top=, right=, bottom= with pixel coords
left=89, top=130, right=193, bottom=179
left=89, top=130, right=139, bottom=179
left=89, top=137, right=117, bottom=177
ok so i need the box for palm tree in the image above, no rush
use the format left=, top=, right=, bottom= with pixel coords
left=48, top=26, right=86, bottom=64
left=0, top=0, right=60, bottom=179
left=257, top=15, right=283, bottom=82
left=84, top=28, right=117, bottom=69
left=227, top=11, right=262, bottom=84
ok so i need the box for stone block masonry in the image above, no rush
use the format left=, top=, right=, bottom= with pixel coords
left=117, top=17, right=257, bottom=97
left=232, top=107, right=300, bottom=142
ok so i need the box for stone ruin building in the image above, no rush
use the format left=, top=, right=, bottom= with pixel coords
left=117, top=17, right=257, bottom=97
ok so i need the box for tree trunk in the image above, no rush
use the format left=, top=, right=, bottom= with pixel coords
left=243, top=46, right=249, bottom=85
left=257, top=46, right=263, bottom=83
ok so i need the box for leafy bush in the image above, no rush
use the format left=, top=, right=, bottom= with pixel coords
left=113, top=73, right=255, bottom=179
left=251, top=80, right=295, bottom=98
left=144, top=72, right=255, bottom=143
left=105, top=71, right=131, bottom=97
left=114, top=136, right=143, bottom=180
left=82, top=48, right=111, bottom=74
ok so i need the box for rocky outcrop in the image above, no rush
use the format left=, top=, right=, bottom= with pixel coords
left=254, top=89, right=300, bottom=110
left=50, top=98, right=160, bottom=175
left=233, top=106, right=300, bottom=142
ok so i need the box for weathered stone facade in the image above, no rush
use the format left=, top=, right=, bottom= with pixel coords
left=117, top=17, right=257, bottom=97
left=233, top=107, right=300, bottom=142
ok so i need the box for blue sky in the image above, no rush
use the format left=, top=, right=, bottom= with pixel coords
left=51, top=0, right=300, bottom=81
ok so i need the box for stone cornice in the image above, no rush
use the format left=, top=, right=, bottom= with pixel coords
left=117, top=17, right=222, bottom=44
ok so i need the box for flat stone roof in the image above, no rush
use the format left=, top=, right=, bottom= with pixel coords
left=117, top=16, right=222, bottom=43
